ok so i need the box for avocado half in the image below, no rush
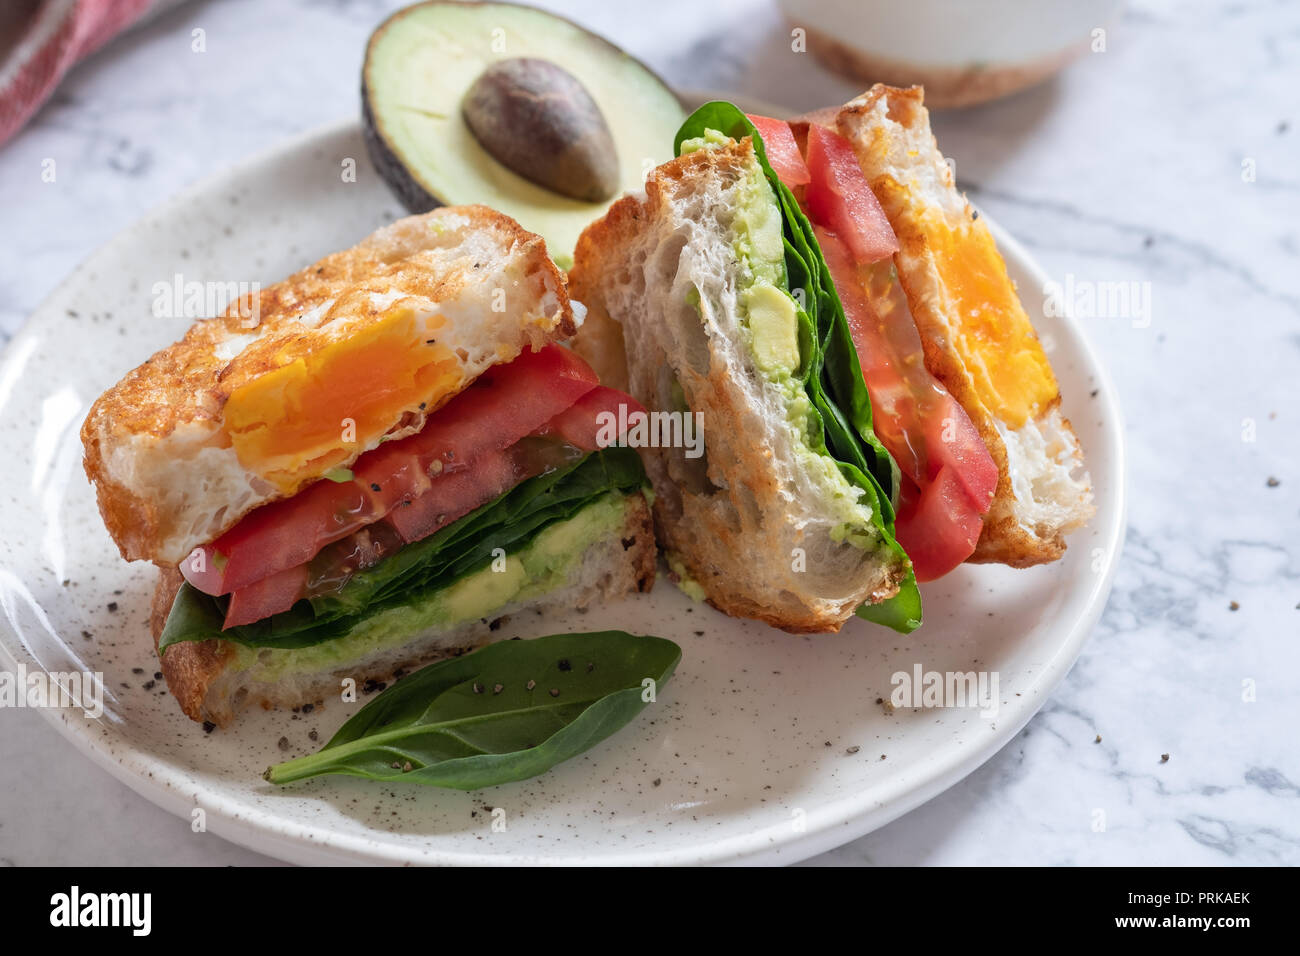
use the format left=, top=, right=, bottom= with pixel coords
left=362, top=1, right=685, bottom=267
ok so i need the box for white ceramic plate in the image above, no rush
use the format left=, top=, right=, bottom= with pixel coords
left=0, top=116, right=1124, bottom=866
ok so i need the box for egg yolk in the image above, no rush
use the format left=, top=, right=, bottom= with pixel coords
left=224, top=308, right=460, bottom=491
left=925, top=218, right=1057, bottom=429
left=875, top=177, right=1057, bottom=430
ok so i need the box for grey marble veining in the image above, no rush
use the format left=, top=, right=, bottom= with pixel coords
left=0, top=0, right=1295, bottom=865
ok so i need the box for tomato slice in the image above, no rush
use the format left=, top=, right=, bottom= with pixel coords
left=746, top=114, right=810, bottom=187
left=893, top=468, right=986, bottom=583
left=537, top=386, right=648, bottom=451
left=383, top=446, right=517, bottom=544
left=224, top=564, right=307, bottom=629
left=183, top=345, right=599, bottom=597
left=814, top=224, right=997, bottom=577
left=804, top=124, right=899, bottom=264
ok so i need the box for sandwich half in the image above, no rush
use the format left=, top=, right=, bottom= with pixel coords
left=570, top=97, right=1092, bottom=633
left=82, top=206, right=654, bottom=726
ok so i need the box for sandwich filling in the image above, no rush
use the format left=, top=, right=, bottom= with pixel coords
left=158, top=344, right=649, bottom=658
left=226, top=490, right=635, bottom=685
left=680, top=105, right=1004, bottom=587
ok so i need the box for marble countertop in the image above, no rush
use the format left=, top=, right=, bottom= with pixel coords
left=1, top=0, right=1296, bottom=866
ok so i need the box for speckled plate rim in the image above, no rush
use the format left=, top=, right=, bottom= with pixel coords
left=0, top=115, right=1126, bottom=866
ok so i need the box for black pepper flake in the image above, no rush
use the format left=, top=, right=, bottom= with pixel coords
left=106, top=602, right=118, bottom=612
left=425, top=338, right=437, bottom=344
left=652, top=778, right=662, bottom=787
left=488, top=617, right=502, bottom=631
left=81, top=630, right=92, bottom=640
left=154, top=671, right=163, bottom=680
left=620, top=536, right=636, bottom=550
left=370, top=482, right=381, bottom=492
left=557, top=659, right=571, bottom=672
left=693, top=630, right=704, bottom=637
left=202, top=721, right=216, bottom=734
left=131, top=667, right=144, bottom=674
left=302, top=703, right=314, bottom=714
left=277, top=736, right=290, bottom=751
left=308, top=730, right=319, bottom=741
left=143, top=680, right=155, bottom=691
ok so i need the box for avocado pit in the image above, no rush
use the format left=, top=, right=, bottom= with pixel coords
left=462, top=57, right=619, bottom=203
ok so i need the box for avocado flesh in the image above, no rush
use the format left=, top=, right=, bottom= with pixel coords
left=363, top=1, right=684, bottom=267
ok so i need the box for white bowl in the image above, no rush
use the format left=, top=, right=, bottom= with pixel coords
left=779, top=0, right=1122, bottom=107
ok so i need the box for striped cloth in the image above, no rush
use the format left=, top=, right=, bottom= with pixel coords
left=0, top=0, right=172, bottom=147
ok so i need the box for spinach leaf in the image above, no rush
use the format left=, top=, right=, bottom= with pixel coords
left=159, top=447, right=646, bottom=653
left=676, top=102, right=920, bottom=633
left=264, top=631, right=681, bottom=789
left=855, top=574, right=922, bottom=633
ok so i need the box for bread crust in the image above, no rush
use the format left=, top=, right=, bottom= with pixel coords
left=83, top=205, right=575, bottom=566
left=150, top=492, right=656, bottom=726
left=834, top=85, right=1092, bottom=565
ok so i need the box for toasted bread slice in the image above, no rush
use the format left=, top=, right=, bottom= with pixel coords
left=83, top=206, right=576, bottom=567
left=570, top=140, right=906, bottom=633
left=152, top=491, right=655, bottom=726
left=833, top=86, right=1093, bottom=565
